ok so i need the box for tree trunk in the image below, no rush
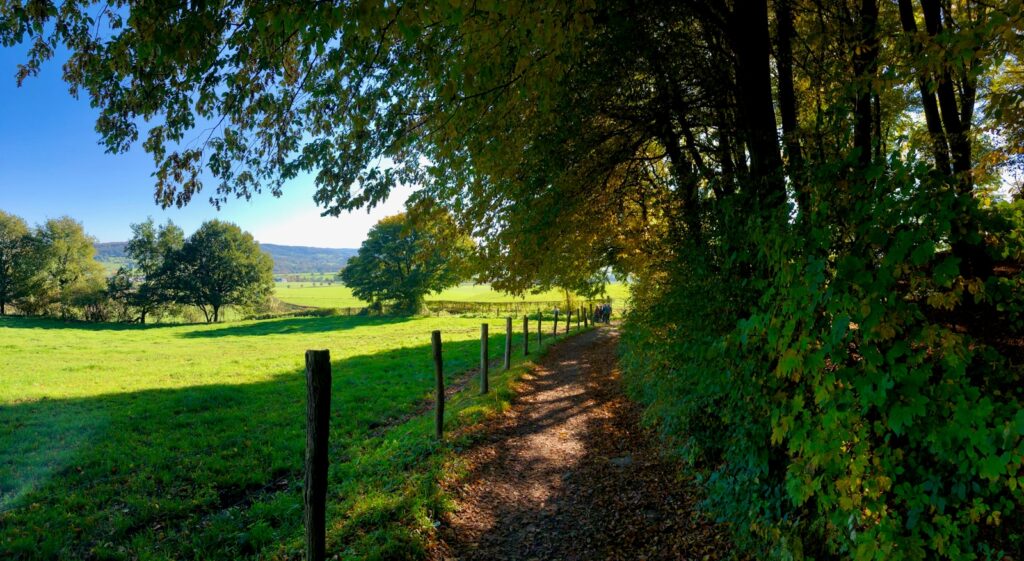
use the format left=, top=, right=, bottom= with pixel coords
left=918, top=0, right=991, bottom=278
left=774, top=0, right=806, bottom=205
left=658, top=118, right=702, bottom=243
left=852, top=0, right=880, bottom=168
left=729, top=0, right=785, bottom=207
left=715, top=106, right=738, bottom=197
left=920, top=0, right=971, bottom=185
left=897, top=0, right=951, bottom=174
left=873, top=92, right=884, bottom=162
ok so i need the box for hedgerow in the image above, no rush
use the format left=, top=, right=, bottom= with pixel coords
left=622, top=160, right=1024, bottom=560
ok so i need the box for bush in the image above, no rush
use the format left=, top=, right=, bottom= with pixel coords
left=622, top=161, right=1024, bottom=560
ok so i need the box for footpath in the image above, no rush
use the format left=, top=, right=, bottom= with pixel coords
left=434, top=327, right=734, bottom=561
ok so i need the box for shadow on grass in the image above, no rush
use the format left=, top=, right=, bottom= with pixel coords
left=0, top=316, right=176, bottom=332
left=179, top=314, right=415, bottom=338
left=0, top=329, right=533, bottom=561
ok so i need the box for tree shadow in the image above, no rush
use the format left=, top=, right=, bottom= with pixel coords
left=178, top=314, right=415, bottom=338
left=441, top=328, right=735, bottom=561
left=0, top=316, right=175, bottom=332
left=0, top=330, right=518, bottom=560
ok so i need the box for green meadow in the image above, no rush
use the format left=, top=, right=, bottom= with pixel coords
left=0, top=314, right=579, bottom=560
left=274, top=282, right=631, bottom=309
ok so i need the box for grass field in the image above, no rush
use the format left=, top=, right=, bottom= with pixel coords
left=0, top=314, right=580, bottom=560
left=274, top=282, right=631, bottom=310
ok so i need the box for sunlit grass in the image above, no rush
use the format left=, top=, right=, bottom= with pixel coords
left=0, top=314, right=581, bottom=560
left=274, top=281, right=631, bottom=309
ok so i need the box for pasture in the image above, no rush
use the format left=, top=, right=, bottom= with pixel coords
left=0, top=314, right=569, bottom=560
left=274, top=282, right=631, bottom=310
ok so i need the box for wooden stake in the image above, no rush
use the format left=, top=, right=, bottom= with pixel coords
left=523, top=315, right=530, bottom=355
left=432, top=331, right=444, bottom=440
left=504, top=317, right=512, bottom=370
left=480, top=323, right=489, bottom=394
left=304, top=350, right=331, bottom=561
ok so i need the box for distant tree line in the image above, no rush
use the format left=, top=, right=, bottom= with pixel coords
left=0, top=211, right=273, bottom=323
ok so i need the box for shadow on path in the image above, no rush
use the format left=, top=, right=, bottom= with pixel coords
left=437, top=327, right=735, bottom=561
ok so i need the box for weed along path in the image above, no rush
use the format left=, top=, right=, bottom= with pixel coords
left=435, top=327, right=734, bottom=561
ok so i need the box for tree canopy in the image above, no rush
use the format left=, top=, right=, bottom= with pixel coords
left=0, top=210, right=41, bottom=315
left=169, top=220, right=274, bottom=323
left=36, top=216, right=105, bottom=318
left=340, top=207, right=472, bottom=314
left=109, top=218, right=185, bottom=323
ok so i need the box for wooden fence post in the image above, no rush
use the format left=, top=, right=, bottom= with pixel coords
left=584, top=307, right=589, bottom=328
left=537, top=312, right=542, bottom=345
left=432, top=331, right=444, bottom=440
left=304, top=350, right=331, bottom=561
left=566, top=311, right=571, bottom=334
left=523, top=315, right=530, bottom=355
left=504, top=317, right=512, bottom=370
left=480, top=323, right=489, bottom=394
left=577, top=307, right=581, bottom=328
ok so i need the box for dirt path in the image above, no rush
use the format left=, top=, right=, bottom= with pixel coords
left=435, top=327, right=733, bottom=561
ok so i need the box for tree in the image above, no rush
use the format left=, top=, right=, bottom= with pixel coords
left=112, top=218, right=184, bottom=323
left=37, top=216, right=105, bottom=318
left=0, top=210, right=41, bottom=315
left=340, top=209, right=472, bottom=315
left=169, top=220, right=273, bottom=323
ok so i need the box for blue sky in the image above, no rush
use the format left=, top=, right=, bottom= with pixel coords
left=0, top=47, right=410, bottom=248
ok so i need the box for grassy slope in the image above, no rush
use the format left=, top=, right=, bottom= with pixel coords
left=274, top=282, right=631, bottom=309
left=0, top=315, right=581, bottom=560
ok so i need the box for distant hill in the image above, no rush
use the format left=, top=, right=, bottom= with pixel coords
left=258, top=244, right=357, bottom=274
left=94, top=241, right=129, bottom=261
left=93, top=241, right=357, bottom=275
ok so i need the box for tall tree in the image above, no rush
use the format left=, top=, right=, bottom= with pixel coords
left=169, top=220, right=273, bottom=323
left=116, top=218, right=184, bottom=323
left=895, top=0, right=996, bottom=275
left=37, top=216, right=104, bottom=318
left=340, top=209, right=472, bottom=315
left=0, top=210, right=41, bottom=315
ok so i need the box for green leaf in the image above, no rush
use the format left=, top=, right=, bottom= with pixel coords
left=911, top=241, right=935, bottom=266
left=979, top=454, right=1007, bottom=481
left=933, top=256, right=960, bottom=287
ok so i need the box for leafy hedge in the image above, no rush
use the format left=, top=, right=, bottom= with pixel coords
left=621, top=161, right=1024, bottom=560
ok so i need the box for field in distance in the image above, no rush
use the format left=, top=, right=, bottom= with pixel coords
left=0, top=314, right=555, bottom=560
left=275, top=281, right=631, bottom=309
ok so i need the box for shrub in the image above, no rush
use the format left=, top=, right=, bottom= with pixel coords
left=622, top=161, right=1024, bottom=560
